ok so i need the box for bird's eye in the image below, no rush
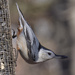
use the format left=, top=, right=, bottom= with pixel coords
left=48, top=53, right=51, bottom=55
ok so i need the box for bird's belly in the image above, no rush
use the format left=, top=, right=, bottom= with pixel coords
left=17, top=34, right=36, bottom=64
left=17, top=34, right=29, bottom=60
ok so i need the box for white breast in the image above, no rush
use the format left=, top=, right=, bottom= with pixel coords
left=17, top=32, right=29, bottom=59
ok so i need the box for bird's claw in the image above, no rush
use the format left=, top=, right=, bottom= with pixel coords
left=12, top=29, right=17, bottom=38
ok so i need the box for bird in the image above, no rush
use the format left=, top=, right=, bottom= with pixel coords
left=14, top=3, right=67, bottom=64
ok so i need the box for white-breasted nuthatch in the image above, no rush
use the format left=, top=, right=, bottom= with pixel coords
left=13, top=3, right=67, bottom=64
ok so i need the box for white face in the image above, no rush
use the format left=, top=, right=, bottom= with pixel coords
left=36, top=48, right=55, bottom=62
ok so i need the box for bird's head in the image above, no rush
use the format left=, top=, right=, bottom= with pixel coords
left=36, top=48, right=67, bottom=62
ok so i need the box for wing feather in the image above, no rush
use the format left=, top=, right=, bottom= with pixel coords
left=16, top=3, right=39, bottom=61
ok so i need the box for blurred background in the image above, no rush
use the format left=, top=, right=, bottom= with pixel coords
left=10, top=0, right=75, bottom=75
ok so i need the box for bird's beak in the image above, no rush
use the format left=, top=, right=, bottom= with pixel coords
left=55, top=54, right=68, bottom=59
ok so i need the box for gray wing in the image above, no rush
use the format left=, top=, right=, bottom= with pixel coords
left=16, top=3, right=39, bottom=61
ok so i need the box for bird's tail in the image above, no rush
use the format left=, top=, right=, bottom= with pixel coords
left=16, top=3, right=26, bottom=24
left=16, top=3, right=29, bottom=30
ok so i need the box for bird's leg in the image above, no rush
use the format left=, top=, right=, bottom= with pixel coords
left=17, top=44, right=20, bottom=51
